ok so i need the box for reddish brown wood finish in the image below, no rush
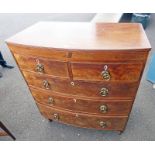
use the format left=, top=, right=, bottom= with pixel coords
left=23, top=71, right=138, bottom=99
left=71, top=50, right=149, bottom=63
left=71, top=62, right=144, bottom=81
left=30, top=87, right=133, bottom=115
left=6, top=22, right=151, bottom=50
left=6, top=22, right=151, bottom=132
left=8, top=43, right=68, bottom=61
left=8, top=42, right=149, bottom=62
left=14, top=53, right=69, bottom=78
left=37, top=103, right=128, bottom=131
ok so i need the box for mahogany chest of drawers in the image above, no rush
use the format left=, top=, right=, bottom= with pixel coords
left=6, top=22, right=151, bottom=133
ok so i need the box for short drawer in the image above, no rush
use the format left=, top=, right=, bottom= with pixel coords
left=37, top=103, right=128, bottom=131
left=30, top=87, right=133, bottom=115
left=71, top=62, right=143, bottom=81
left=23, top=71, right=138, bottom=99
left=14, top=53, right=69, bottom=77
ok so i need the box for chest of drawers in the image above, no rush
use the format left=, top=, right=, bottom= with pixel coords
left=6, top=22, right=151, bottom=133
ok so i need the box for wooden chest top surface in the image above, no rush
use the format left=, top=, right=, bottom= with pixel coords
left=6, top=22, right=151, bottom=50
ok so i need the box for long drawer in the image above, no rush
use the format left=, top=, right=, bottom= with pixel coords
left=71, top=62, right=143, bottom=81
left=30, top=87, right=133, bottom=115
left=9, top=43, right=148, bottom=62
left=23, top=71, right=138, bottom=99
left=37, top=103, right=128, bottom=131
left=14, top=53, right=69, bottom=78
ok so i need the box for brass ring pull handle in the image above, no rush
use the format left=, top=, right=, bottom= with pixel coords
left=36, top=63, right=44, bottom=73
left=43, top=80, right=50, bottom=89
left=100, top=87, right=109, bottom=96
left=48, top=97, right=54, bottom=105
left=35, top=59, right=44, bottom=73
left=100, top=105, right=108, bottom=113
left=99, top=121, right=107, bottom=128
left=53, top=113, right=59, bottom=120
left=101, top=65, right=111, bottom=81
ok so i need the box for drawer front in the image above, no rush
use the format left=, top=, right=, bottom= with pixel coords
left=30, top=87, right=133, bottom=115
left=37, top=103, right=128, bottom=131
left=23, top=71, right=138, bottom=99
left=14, top=53, right=69, bottom=77
left=71, top=62, right=143, bottom=81
left=8, top=43, right=68, bottom=61
left=71, top=50, right=148, bottom=62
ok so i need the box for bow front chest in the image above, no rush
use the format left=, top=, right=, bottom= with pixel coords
left=6, top=22, right=151, bottom=132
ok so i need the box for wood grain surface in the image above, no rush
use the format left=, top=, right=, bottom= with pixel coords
left=14, top=53, right=69, bottom=78
left=30, top=87, right=133, bottom=115
left=6, top=22, right=151, bottom=132
left=37, top=103, right=128, bottom=131
left=71, top=62, right=144, bottom=81
left=23, top=70, right=139, bottom=99
left=6, top=22, right=151, bottom=50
